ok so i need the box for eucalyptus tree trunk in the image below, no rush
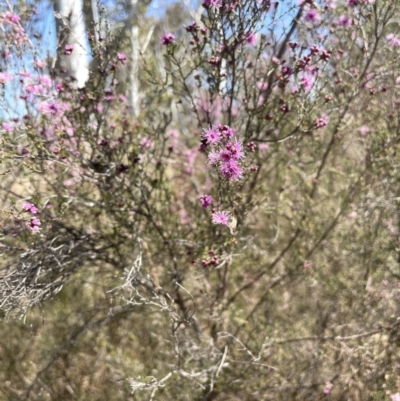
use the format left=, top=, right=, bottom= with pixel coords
left=129, top=0, right=140, bottom=116
left=53, top=0, right=90, bottom=88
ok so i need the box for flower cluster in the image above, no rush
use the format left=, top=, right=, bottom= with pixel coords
left=199, top=195, right=213, bottom=208
left=22, top=202, right=41, bottom=233
left=161, top=33, right=175, bottom=46
left=202, top=124, right=245, bottom=181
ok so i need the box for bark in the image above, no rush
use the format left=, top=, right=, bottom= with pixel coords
left=54, top=0, right=90, bottom=88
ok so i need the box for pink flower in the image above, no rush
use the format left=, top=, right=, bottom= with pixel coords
left=118, top=53, right=127, bottom=64
left=3, top=12, right=21, bottom=24
left=323, top=382, right=333, bottom=394
left=202, top=0, right=221, bottom=9
left=231, top=140, right=245, bottom=159
left=219, top=124, right=234, bottom=138
left=208, top=150, right=220, bottom=165
left=103, top=88, right=114, bottom=101
left=315, top=114, right=329, bottom=128
left=64, top=44, right=74, bottom=55
left=212, top=211, right=230, bottom=226
left=38, top=101, right=64, bottom=116
left=27, top=218, right=41, bottom=233
left=301, top=74, right=314, bottom=92
left=2, top=122, right=14, bottom=132
left=0, top=72, right=13, bottom=84
left=257, top=81, right=269, bottom=91
left=337, top=15, right=352, bottom=27
left=358, top=126, right=370, bottom=136
left=220, top=160, right=243, bottom=180
left=304, top=9, right=320, bottom=23
left=391, top=394, right=400, bottom=401
left=245, top=32, right=257, bottom=46
left=387, top=34, right=400, bottom=47
left=203, top=125, right=222, bottom=145
left=161, top=33, right=175, bottom=45
left=39, top=75, right=52, bottom=87
left=140, top=137, right=153, bottom=148
left=200, top=195, right=213, bottom=208
left=23, top=202, right=38, bottom=214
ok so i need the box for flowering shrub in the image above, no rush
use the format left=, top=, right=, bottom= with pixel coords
left=0, top=0, right=400, bottom=400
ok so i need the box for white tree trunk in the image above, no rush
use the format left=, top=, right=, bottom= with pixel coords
left=54, top=0, right=89, bottom=88
left=129, top=0, right=140, bottom=116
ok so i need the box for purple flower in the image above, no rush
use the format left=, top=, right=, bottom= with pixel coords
left=337, top=15, right=352, bottom=27
left=3, top=12, right=21, bottom=24
left=2, top=122, right=14, bottom=132
left=358, top=125, right=370, bottom=136
left=203, top=125, right=222, bottom=145
left=387, top=34, right=400, bottom=47
left=219, top=149, right=233, bottom=163
left=228, top=139, right=245, bottom=160
left=220, top=160, right=243, bottom=180
left=212, top=210, right=230, bottom=226
left=301, top=74, right=314, bottom=92
left=0, top=72, right=13, bottom=84
left=64, top=44, right=74, bottom=55
left=200, top=195, right=213, bottom=208
left=245, top=32, right=257, bottom=46
left=323, top=382, right=333, bottom=394
left=281, top=65, right=293, bottom=76
left=315, top=114, right=329, bottom=128
left=27, top=218, right=41, bottom=233
left=219, top=124, right=234, bottom=138
left=117, top=53, right=127, bottom=64
left=103, top=88, right=114, bottom=101
left=161, top=33, right=175, bottom=45
left=202, top=0, right=221, bottom=9
left=38, top=101, right=64, bottom=117
left=23, top=202, right=38, bottom=214
left=208, top=150, right=220, bottom=165
left=140, top=137, right=153, bottom=148
left=304, top=9, right=320, bottom=23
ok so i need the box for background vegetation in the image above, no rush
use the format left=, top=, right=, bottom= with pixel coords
left=0, top=0, right=400, bottom=400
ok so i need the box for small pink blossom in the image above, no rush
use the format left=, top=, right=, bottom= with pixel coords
left=34, top=60, right=46, bottom=69
left=257, top=81, right=269, bottom=91
left=220, top=160, right=243, bottom=180
left=3, top=12, right=21, bottom=24
left=323, top=382, right=333, bottom=394
left=358, top=126, right=370, bottom=136
left=208, top=150, right=220, bottom=165
left=304, top=9, right=320, bottom=23
left=387, top=34, right=400, bottom=47
left=64, top=44, right=74, bottom=55
left=0, top=72, right=13, bottom=84
left=117, top=53, right=127, bottom=64
left=202, top=0, right=221, bottom=9
left=2, top=122, right=14, bottom=132
left=161, top=33, right=175, bottom=45
left=200, top=195, right=213, bottom=208
left=140, top=137, right=153, bottom=148
left=27, top=218, right=41, bottom=233
left=301, top=74, right=314, bottom=92
left=38, top=100, right=65, bottom=116
left=315, top=114, right=329, bottom=128
left=203, top=125, right=222, bottom=145
left=39, top=75, right=52, bottom=87
left=23, top=202, right=38, bottom=214
left=212, top=210, right=230, bottom=226
left=337, top=15, right=352, bottom=27
left=245, top=32, right=257, bottom=46
left=391, top=393, right=400, bottom=401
